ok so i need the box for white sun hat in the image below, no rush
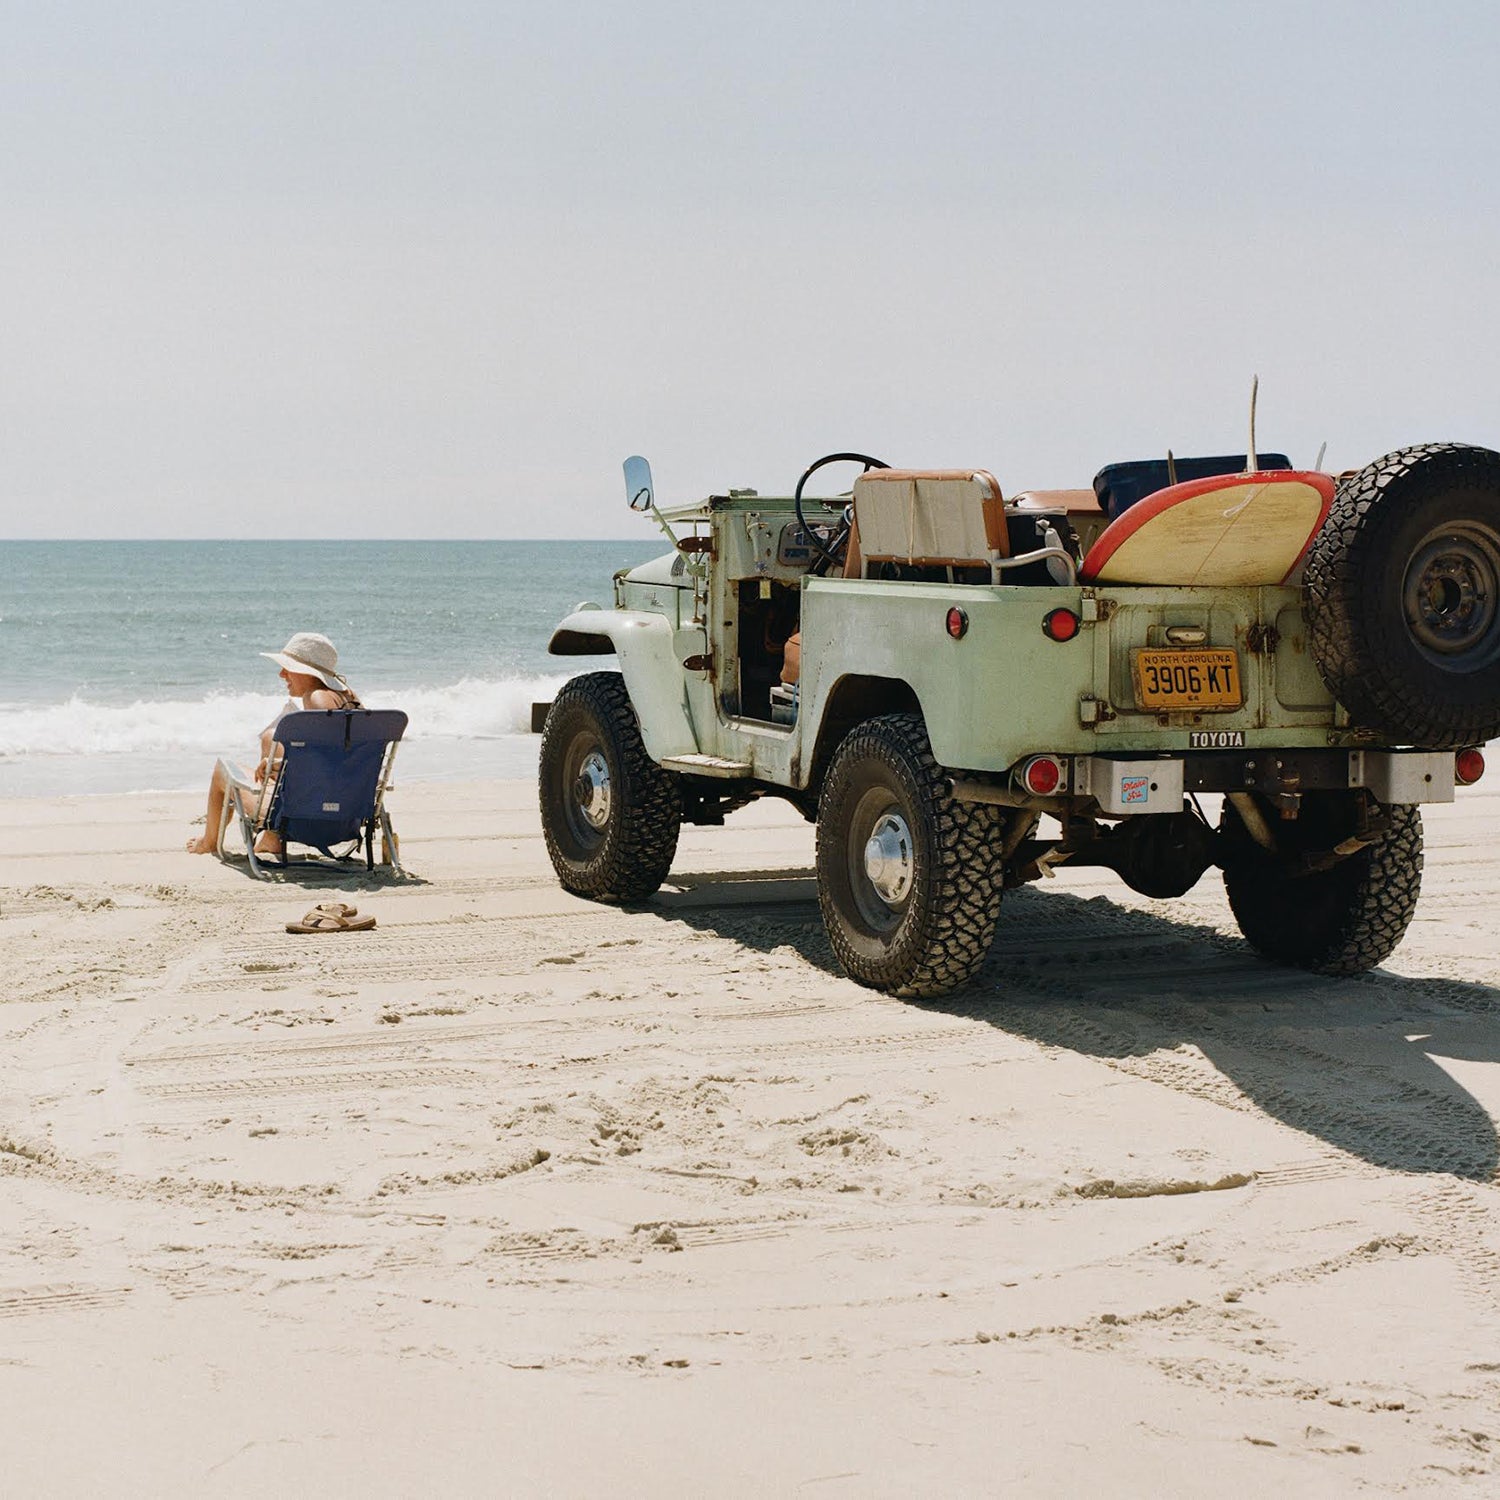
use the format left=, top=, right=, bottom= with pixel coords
left=261, top=632, right=347, bottom=690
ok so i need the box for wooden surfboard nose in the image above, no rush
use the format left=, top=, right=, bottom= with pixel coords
left=1080, top=470, right=1336, bottom=587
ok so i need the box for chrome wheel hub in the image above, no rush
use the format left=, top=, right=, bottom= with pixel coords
left=573, top=750, right=612, bottom=829
left=863, top=812, right=914, bottom=905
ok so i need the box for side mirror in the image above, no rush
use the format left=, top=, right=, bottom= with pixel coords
left=624, top=455, right=654, bottom=512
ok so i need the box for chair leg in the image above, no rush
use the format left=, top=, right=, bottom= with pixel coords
left=246, top=822, right=273, bottom=876
left=215, top=794, right=235, bottom=859
left=379, top=809, right=402, bottom=875
left=223, top=785, right=268, bottom=878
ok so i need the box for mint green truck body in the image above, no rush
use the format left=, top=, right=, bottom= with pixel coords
left=551, top=494, right=1382, bottom=789
left=540, top=447, right=1500, bottom=998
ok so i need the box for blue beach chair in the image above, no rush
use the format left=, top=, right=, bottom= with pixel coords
left=218, top=709, right=408, bottom=879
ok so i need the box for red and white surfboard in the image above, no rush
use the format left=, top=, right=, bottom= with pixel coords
left=1080, top=470, right=1335, bottom=587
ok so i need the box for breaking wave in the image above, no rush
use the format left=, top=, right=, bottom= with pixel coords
left=0, top=675, right=568, bottom=761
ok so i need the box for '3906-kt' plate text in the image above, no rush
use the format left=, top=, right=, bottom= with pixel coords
left=1131, top=648, right=1242, bottom=711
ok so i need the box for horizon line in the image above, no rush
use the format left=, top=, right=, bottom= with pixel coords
left=0, top=535, right=657, bottom=544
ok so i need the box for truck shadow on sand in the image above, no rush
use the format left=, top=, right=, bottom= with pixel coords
left=655, top=874, right=1500, bottom=1182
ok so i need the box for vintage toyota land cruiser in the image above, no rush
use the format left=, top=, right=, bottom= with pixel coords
left=538, top=441, right=1500, bottom=998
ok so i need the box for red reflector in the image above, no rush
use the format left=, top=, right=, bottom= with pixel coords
left=1043, top=608, right=1080, bottom=642
left=1020, top=755, right=1062, bottom=796
left=1456, top=748, right=1486, bottom=786
left=946, top=606, right=969, bottom=639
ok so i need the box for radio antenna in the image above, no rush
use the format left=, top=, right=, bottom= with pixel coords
left=1314, top=440, right=1327, bottom=472
left=1166, top=448, right=1178, bottom=487
left=1246, top=374, right=1259, bottom=474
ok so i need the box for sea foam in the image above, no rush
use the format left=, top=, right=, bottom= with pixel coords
left=0, top=675, right=568, bottom=761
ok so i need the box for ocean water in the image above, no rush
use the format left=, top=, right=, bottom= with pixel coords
left=0, top=539, right=664, bottom=798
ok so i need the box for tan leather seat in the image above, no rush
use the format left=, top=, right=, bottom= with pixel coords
left=1011, top=488, right=1107, bottom=551
left=850, top=469, right=1010, bottom=577
left=780, top=631, right=801, bottom=686
left=1010, top=488, right=1102, bottom=516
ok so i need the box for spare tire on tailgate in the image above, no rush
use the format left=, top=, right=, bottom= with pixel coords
left=1305, top=443, right=1500, bottom=748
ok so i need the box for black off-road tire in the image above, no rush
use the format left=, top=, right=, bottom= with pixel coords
left=1220, top=792, right=1423, bottom=976
left=816, top=714, right=1003, bottom=998
left=539, top=673, right=682, bottom=902
left=1304, top=443, right=1500, bottom=748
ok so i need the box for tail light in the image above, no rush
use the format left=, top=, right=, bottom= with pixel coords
left=1456, top=748, right=1486, bottom=786
left=1042, top=608, right=1080, bottom=642
left=1017, top=754, right=1064, bottom=796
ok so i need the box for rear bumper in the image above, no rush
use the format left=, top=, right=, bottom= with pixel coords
left=1074, top=748, right=1456, bottom=815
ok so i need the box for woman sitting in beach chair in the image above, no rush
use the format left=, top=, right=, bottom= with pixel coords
left=185, top=632, right=363, bottom=861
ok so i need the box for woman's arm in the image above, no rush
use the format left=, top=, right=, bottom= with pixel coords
left=255, top=726, right=276, bottom=782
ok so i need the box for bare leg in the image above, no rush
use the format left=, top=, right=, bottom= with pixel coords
left=186, top=762, right=230, bottom=854
left=251, top=762, right=283, bottom=857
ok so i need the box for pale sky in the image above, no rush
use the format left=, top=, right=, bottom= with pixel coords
left=2, top=1, right=1498, bottom=539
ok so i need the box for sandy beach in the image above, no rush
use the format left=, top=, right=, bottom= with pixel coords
left=3, top=778, right=1499, bottom=1495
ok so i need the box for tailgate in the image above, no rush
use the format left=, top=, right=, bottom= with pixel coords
left=1087, top=584, right=1334, bottom=745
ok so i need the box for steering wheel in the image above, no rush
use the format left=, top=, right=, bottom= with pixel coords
left=794, top=452, right=891, bottom=570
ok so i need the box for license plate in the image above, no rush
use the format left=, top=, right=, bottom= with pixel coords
left=1132, top=648, right=1242, bottom=710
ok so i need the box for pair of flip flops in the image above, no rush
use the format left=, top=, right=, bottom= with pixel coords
left=286, top=901, right=376, bottom=934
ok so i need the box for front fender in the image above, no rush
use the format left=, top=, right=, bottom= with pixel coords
left=547, top=608, right=699, bottom=760
left=548, top=602, right=618, bottom=655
